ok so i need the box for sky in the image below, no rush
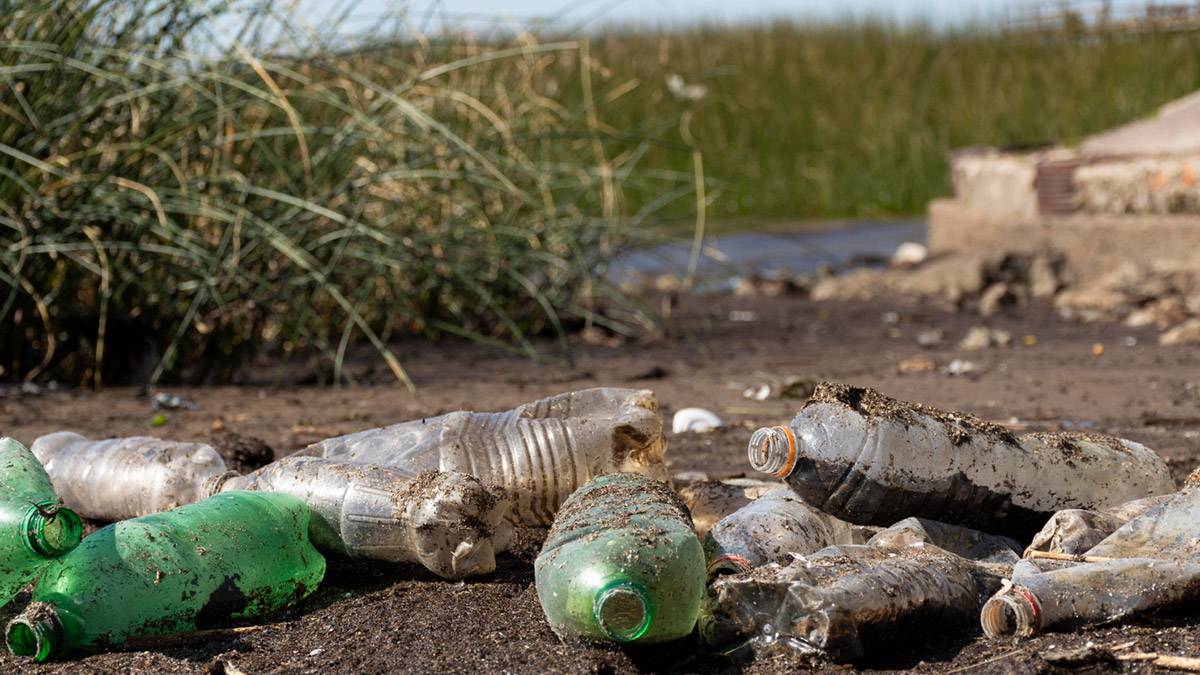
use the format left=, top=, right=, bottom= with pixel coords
left=284, top=0, right=1044, bottom=36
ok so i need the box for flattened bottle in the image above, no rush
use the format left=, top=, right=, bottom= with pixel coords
left=535, top=473, right=704, bottom=644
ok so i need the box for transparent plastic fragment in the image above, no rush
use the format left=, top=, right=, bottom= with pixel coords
left=295, top=388, right=668, bottom=525
left=212, top=456, right=513, bottom=579
left=1024, top=494, right=1168, bottom=557
left=676, top=478, right=780, bottom=537
left=748, top=383, right=1176, bottom=539
left=30, top=431, right=227, bottom=521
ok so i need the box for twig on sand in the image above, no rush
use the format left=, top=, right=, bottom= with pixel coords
left=1117, top=651, right=1200, bottom=672
left=122, top=623, right=279, bottom=651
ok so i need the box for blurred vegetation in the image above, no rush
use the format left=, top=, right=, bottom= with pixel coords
left=0, top=0, right=697, bottom=387
left=566, top=20, right=1200, bottom=221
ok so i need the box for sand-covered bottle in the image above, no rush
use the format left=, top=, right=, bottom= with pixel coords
left=5, top=491, right=325, bottom=662
left=31, top=431, right=227, bottom=521
left=534, top=473, right=704, bottom=644
left=703, top=487, right=874, bottom=577
left=207, top=456, right=514, bottom=579
left=748, top=383, right=1175, bottom=538
left=295, top=388, right=668, bottom=525
left=0, top=438, right=82, bottom=603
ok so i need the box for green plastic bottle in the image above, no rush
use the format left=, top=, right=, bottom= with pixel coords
left=5, top=491, right=325, bottom=662
left=535, top=472, right=705, bottom=644
left=0, top=437, right=82, bottom=604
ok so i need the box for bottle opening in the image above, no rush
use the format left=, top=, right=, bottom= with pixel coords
left=980, top=589, right=1039, bottom=639
left=22, top=502, right=83, bottom=558
left=594, top=581, right=652, bottom=642
left=6, top=615, right=56, bottom=662
left=747, top=427, right=796, bottom=477
left=707, top=554, right=752, bottom=580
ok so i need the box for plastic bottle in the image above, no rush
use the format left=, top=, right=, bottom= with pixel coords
left=534, top=472, right=705, bottom=644
left=30, top=431, right=227, bottom=521
left=207, top=456, right=514, bottom=579
left=675, top=478, right=780, bottom=537
left=1024, top=494, right=1168, bottom=557
left=703, top=487, right=874, bottom=577
left=296, top=388, right=668, bottom=525
left=701, top=539, right=1008, bottom=664
left=981, top=486, right=1200, bottom=639
left=0, top=438, right=82, bottom=604
left=748, top=382, right=1175, bottom=538
left=5, top=491, right=325, bottom=662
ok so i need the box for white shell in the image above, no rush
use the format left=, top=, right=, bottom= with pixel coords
left=891, top=241, right=928, bottom=267
left=672, top=407, right=724, bottom=433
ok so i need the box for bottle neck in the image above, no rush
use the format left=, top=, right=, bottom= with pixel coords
left=593, top=580, right=653, bottom=642
left=747, top=426, right=797, bottom=477
left=6, top=606, right=62, bottom=662
left=22, top=501, right=82, bottom=558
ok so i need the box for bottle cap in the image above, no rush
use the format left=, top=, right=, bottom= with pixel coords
left=6, top=605, right=62, bottom=662
left=747, top=426, right=797, bottom=477
left=593, top=580, right=652, bottom=642
left=22, top=501, right=82, bottom=558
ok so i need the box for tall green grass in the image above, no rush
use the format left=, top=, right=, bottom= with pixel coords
left=0, top=0, right=697, bottom=387
left=565, top=21, right=1200, bottom=221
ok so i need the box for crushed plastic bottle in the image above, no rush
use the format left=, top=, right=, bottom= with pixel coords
left=676, top=478, right=780, bottom=537
left=1024, top=494, right=1168, bottom=557
left=982, top=485, right=1200, bottom=639
left=5, top=491, right=325, bottom=662
left=535, top=472, right=705, bottom=644
left=0, top=438, right=82, bottom=604
left=295, top=388, right=668, bottom=525
left=867, top=517, right=1022, bottom=568
left=704, top=487, right=875, bottom=577
left=30, top=431, right=227, bottom=521
left=701, top=524, right=1013, bottom=664
left=207, top=456, right=514, bottom=579
left=748, top=383, right=1175, bottom=538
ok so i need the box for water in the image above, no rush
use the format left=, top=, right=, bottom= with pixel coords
left=610, top=219, right=925, bottom=292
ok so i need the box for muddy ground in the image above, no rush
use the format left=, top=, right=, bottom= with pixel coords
left=2, top=280, right=1199, bottom=674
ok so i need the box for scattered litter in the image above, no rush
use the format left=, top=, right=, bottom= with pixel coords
left=891, top=241, right=928, bottom=267
left=742, top=384, right=771, bottom=401
left=151, top=392, right=197, bottom=411
left=915, top=327, right=945, bottom=347
left=896, top=356, right=937, bottom=374
left=958, top=326, right=1012, bottom=350
left=535, top=473, right=704, bottom=644
left=672, top=407, right=723, bottom=433
left=308, top=648, right=325, bottom=657
left=145, top=414, right=167, bottom=427
left=728, top=310, right=758, bottom=322
left=940, top=358, right=982, bottom=377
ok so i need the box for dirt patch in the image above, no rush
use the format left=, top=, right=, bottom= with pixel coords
left=1, top=286, right=1200, bottom=673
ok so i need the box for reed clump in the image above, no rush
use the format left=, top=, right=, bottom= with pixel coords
left=0, top=0, right=696, bottom=387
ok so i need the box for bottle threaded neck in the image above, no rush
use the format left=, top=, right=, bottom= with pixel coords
left=593, top=580, right=652, bottom=642
left=7, top=610, right=61, bottom=662
left=22, top=501, right=82, bottom=558
left=980, top=587, right=1041, bottom=639
left=747, top=426, right=796, bottom=477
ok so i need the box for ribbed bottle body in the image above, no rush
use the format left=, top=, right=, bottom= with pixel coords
left=31, top=431, right=227, bottom=521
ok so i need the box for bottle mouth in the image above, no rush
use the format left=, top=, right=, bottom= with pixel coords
left=747, top=426, right=797, bottom=477
left=980, top=586, right=1041, bottom=639
left=707, top=554, right=752, bottom=580
left=22, top=501, right=82, bottom=558
left=594, top=580, right=652, bottom=642
left=6, top=609, right=61, bottom=662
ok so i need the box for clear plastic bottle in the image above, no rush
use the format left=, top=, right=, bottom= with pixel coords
left=675, top=478, right=780, bottom=538
left=748, top=383, right=1175, bottom=538
left=5, top=491, right=325, bottom=662
left=30, top=431, right=227, bottom=521
left=982, top=485, right=1200, bottom=640
left=207, top=456, right=514, bottom=579
left=703, top=487, right=874, bottom=577
left=0, top=438, right=82, bottom=604
left=296, top=388, right=668, bottom=525
left=702, top=538, right=1009, bottom=663
left=534, top=472, right=705, bottom=644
